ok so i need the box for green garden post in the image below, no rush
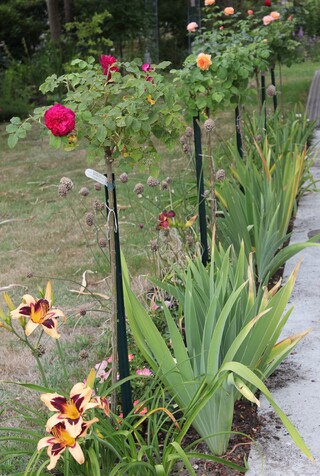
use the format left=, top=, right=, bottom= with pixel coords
left=105, top=174, right=132, bottom=417
left=235, top=105, right=243, bottom=158
left=270, top=67, right=277, bottom=112
left=261, top=72, right=267, bottom=129
left=193, top=115, right=209, bottom=266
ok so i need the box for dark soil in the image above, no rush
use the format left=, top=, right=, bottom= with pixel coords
left=174, top=400, right=263, bottom=475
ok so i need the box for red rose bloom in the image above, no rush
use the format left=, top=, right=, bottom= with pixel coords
left=264, top=0, right=272, bottom=6
left=100, top=55, right=120, bottom=80
left=44, top=104, right=76, bottom=137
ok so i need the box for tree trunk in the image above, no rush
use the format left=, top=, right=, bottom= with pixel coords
left=64, top=0, right=74, bottom=23
left=47, top=0, right=61, bottom=44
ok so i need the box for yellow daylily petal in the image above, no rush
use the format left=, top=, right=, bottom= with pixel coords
left=45, top=281, right=53, bottom=305
left=68, top=441, right=85, bottom=465
left=41, top=392, right=65, bottom=411
left=47, top=450, right=63, bottom=471
left=25, top=319, right=39, bottom=336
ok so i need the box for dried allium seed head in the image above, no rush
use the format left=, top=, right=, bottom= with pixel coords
left=79, top=308, right=87, bottom=316
left=183, top=143, right=190, bottom=154
left=186, top=234, right=194, bottom=247
left=161, top=180, right=169, bottom=191
left=79, top=349, right=89, bottom=360
left=179, top=135, right=187, bottom=145
left=36, top=344, right=46, bottom=357
left=266, top=84, right=276, bottom=97
left=85, top=212, right=95, bottom=226
left=94, top=182, right=102, bottom=191
left=216, top=169, right=226, bottom=182
left=204, top=118, right=215, bottom=132
left=147, top=176, right=160, bottom=187
left=93, top=199, right=104, bottom=211
left=185, top=126, right=193, bottom=137
left=255, top=134, right=262, bottom=142
left=203, top=189, right=210, bottom=199
left=119, top=173, right=129, bottom=183
left=26, top=271, right=33, bottom=278
left=60, top=176, right=74, bottom=191
left=165, top=176, right=172, bottom=184
left=79, top=187, right=89, bottom=197
left=58, top=183, right=68, bottom=197
left=134, top=183, right=144, bottom=195
left=99, top=237, right=107, bottom=248
left=150, top=239, right=158, bottom=252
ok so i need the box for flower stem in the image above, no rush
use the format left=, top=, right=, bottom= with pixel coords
left=33, top=351, right=49, bottom=388
left=56, top=339, right=71, bottom=391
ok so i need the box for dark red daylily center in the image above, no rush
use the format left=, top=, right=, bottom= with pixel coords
left=30, top=299, right=50, bottom=323
left=51, top=423, right=75, bottom=449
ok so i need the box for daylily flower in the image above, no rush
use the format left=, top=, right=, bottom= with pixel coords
left=224, top=7, right=234, bottom=16
left=10, top=282, right=64, bottom=339
left=91, top=396, right=110, bottom=417
left=158, top=209, right=175, bottom=229
left=196, top=53, right=212, bottom=71
left=37, top=419, right=97, bottom=470
left=95, top=361, right=111, bottom=383
left=187, top=22, right=198, bottom=33
left=41, top=382, right=99, bottom=437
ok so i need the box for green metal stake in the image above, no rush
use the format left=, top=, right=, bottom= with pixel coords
left=261, top=72, right=267, bottom=130
left=105, top=174, right=132, bottom=417
left=235, top=105, right=243, bottom=158
left=193, top=115, right=209, bottom=266
left=270, top=67, right=277, bottom=112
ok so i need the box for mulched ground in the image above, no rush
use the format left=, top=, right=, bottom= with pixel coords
left=173, top=400, right=263, bottom=475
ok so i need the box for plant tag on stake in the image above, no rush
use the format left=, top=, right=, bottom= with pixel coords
left=85, top=168, right=108, bottom=187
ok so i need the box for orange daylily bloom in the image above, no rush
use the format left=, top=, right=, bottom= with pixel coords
left=38, top=419, right=98, bottom=470
left=196, top=53, right=212, bottom=71
left=10, top=282, right=64, bottom=339
left=41, top=382, right=99, bottom=438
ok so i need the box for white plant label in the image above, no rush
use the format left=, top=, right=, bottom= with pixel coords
left=85, top=168, right=108, bottom=186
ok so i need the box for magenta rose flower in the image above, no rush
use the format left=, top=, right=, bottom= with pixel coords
left=44, top=104, right=76, bottom=137
left=100, top=55, right=120, bottom=80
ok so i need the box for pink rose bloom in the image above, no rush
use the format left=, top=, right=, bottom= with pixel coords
left=224, top=7, right=234, bottom=16
left=100, top=55, right=120, bottom=80
left=270, top=11, right=280, bottom=20
left=44, top=104, right=75, bottom=137
left=136, top=367, right=153, bottom=376
left=263, top=15, right=274, bottom=26
left=248, top=10, right=253, bottom=15
left=142, top=63, right=153, bottom=72
left=187, top=22, right=198, bottom=33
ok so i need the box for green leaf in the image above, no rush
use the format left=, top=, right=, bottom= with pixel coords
left=8, top=134, right=18, bottom=149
